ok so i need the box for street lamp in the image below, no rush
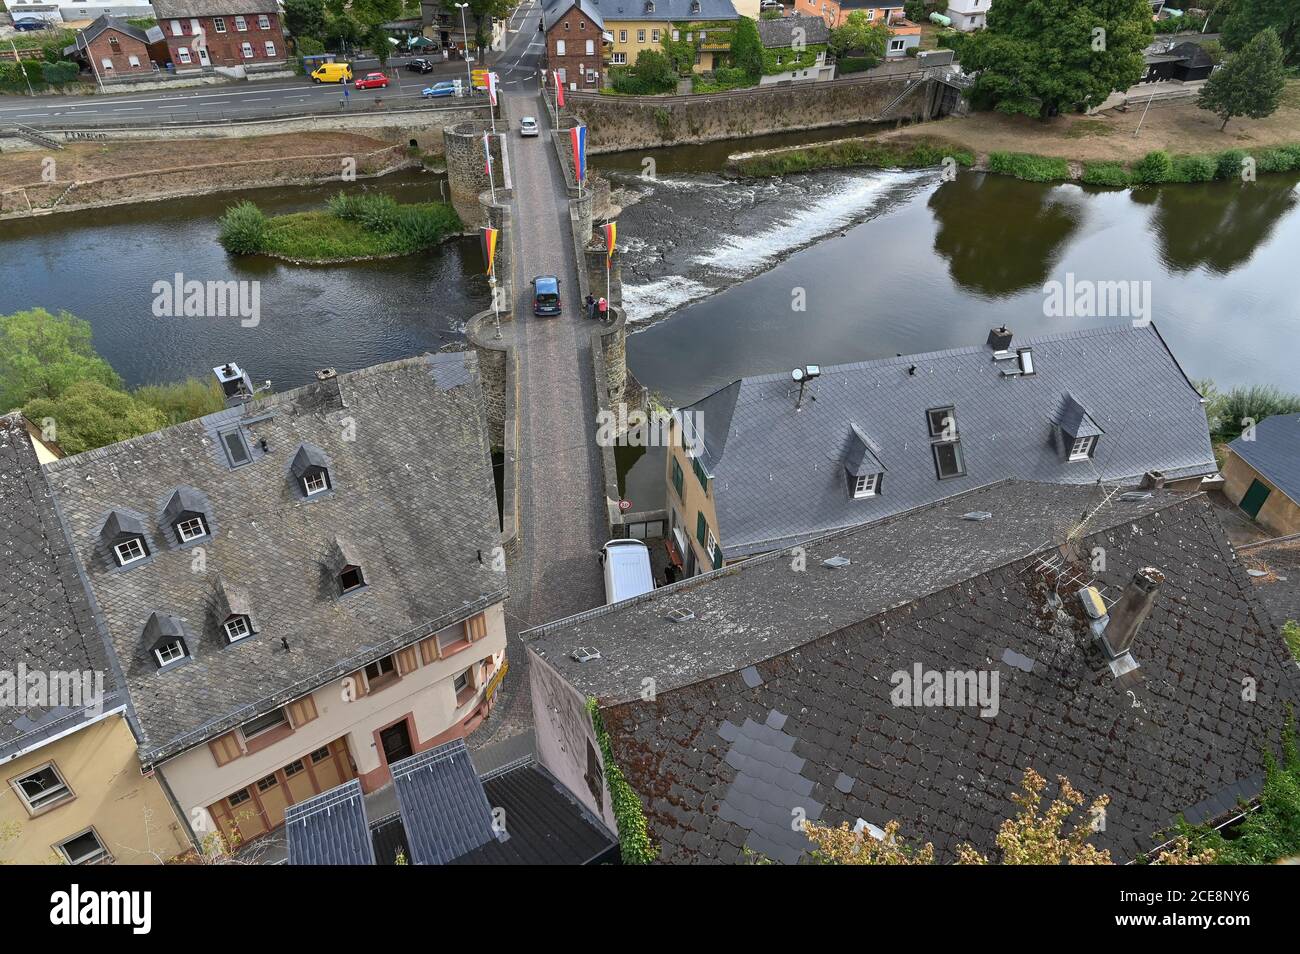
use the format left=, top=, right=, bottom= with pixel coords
left=454, top=2, right=473, bottom=95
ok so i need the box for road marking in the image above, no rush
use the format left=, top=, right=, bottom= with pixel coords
left=113, top=107, right=145, bottom=111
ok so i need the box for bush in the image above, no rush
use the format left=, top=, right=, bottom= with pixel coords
left=218, top=202, right=269, bottom=254
left=1255, top=146, right=1300, bottom=173
left=1081, top=162, right=1130, bottom=187
left=40, top=60, right=79, bottom=85
left=837, top=56, right=880, bottom=74
left=1218, top=385, right=1300, bottom=440
left=388, top=203, right=461, bottom=253
left=23, top=381, right=167, bottom=456
left=1131, top=150, right=1175, bottom=184
left=1215, top=148, right=1248, bottom=179
left=987, top=152, right=1071, bottom=182
left=1171, top=154, right=1217, bottom=182
left=736, top=139, right=973, bottom=176
left=134, top=378, right=226, bottom=425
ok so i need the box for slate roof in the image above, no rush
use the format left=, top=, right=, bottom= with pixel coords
left=543, top=0, right=606, bottom=32
left=67, top=15, right=151, bottom=48
left=592, top=0, right=741, bottom=22
left=682, top=322, right=1216, bottom=559
left=541, top=486, right=1300, bottom=863
left=151, top=0, right=280, bottom=16
left=757, top=14, right=828, bottom=48
left=285, top=779, right=376, bottom=866
left=1227, top=414, right=1300, bottom=507
left=391, top=740, right=499, bottom=864
left=0, top=414, right=123, bottom=762
left=44, top=354, right=507, bottom=765
left=1238, top=535, right=1300, bottom=630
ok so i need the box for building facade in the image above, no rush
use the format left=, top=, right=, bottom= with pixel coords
left=544, top=0, right=606, bottom=90
left=150, top=0, right=287, bottom=73
left=944, top=0, right=990, bottom=31
left=64, top=15, right=168, bottom=77
left=1223, top=415, right=1300, bottom=537
left=599, top=0, right=742, bottom=72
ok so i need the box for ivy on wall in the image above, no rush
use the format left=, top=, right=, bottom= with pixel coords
left=587, top=697, right=657, bottom=864
left=760, top=43, right=827, bottom=76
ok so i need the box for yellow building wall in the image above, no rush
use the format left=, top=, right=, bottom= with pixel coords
left=666, top=417, right=725, bottom=573
left=1222, top=451, right=1300, bottom=537
left=606, top=19, right=729, bottom=71
left=1, top=714, right=191, bottom=865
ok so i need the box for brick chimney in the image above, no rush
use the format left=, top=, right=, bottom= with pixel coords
left=1099, top=566, right=1165, bottom=661
left=987, top=325, right=1013, bottom=351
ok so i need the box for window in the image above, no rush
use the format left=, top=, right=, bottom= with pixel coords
left=283, top=759, right=305, bottom=777
left=696, top=511, right=708, bottom=548
left=56, top=829, right=109, bottom=865
left=453, top=669, right=470, bottom=693
left=310, top=746, right=331, bottom=764
left=563, top=19, right=569, bottom=29
left=691, top=453, right=709, bottom=493
left=303, top=470, right=329, bottom=496
left=264, top=41, right=276, bottom=56
left=927, top=407, right=957, bottom=439
left=437, top=627, right=467, bottom=652
left=177, top=47, right=191, bottom=64
left=339, top=566, right=365, bottom=593
left=365, top=655, right=397, bottom=687
left=113, top=537, right=146, bottom=565
left=652, top=29, right=660, bottom=42
left=619, top=29, right=627, bottom=42
left=12, top=764, right=72, bottom=813
left=241, top=42, right=254, bottom=59
left=256, top=773, right=278, bottom=792
left=128, top=54, right=140, bottom=67
left=1069, top=435, right=1097, bottom=461
left=933, top=441, right=965, bottom=479
left=234, top=15, right=247, bottom=31
left=556, top=39, right=566, bottom=55
left=228, top=788, right=251, bottom=808
left=171, top=19, right=182, bottom=35
left=580, top=19, right=586, bottom=29
left=927, top=406, right=965, bottom=479
left=638, top=29, right=646, bottom=42
left=672, top=29, right=679, bottom=40
left=176, top=515, right=207, bottom=543
left=851, top=472, right=880, bottom=498
left=109, top=36, right=120, bottom=51
left=240, top=708, right=287, bottom=740
left=223, top=615, right=252, bottom=643
left=213, top=16, right=225, bottom=32
left=708, top=531, right=722, bottom=570
left=612, top=51, right=626, bottom=64
left=154, top=639, right=185, bottom=667
left=221, top=430, right=251, bottom=466
left=889, top=38, right=905, bottom=52
left=258, top=14, right=270, bottom=29
left=1016, top=348, right=1035, bottom=375
left=585, top=39, right=594, bottom=54
left=671, top=456, right=684, bottom=499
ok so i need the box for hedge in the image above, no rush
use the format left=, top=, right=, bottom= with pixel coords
left=1081, top=161, right=1130, bottom=187
left=986, top=151, right=1071, bottom=182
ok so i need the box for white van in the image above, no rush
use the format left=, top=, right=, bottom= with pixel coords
left=600, top=539, right=654, bottom=605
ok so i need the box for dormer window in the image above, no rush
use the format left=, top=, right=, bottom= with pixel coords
left=223, top=615, right=252, bottom=643
left=114, top=538, right=148, bottom=565
left=176, top=515, right=208, bottom=542
left=144, top=612, right=189, bottom=670
left=645, top=0, right=654, bottom=12
left=851, top=472, right=881, bottom=498
left=1055, top=393, right=1102, bottom=464
left=340, top=566, right=365, bottom=593
left=690, top=0, right=701, bottom=12
left=291, top=443, right=333, bottom=499
left=327, top=537, right=366, bottom=596
left=102, top=510, right=150, bottom=567
left=303, top=471, right=330, bottom=496
left=163, top=487, right=212, bottom=546
left=1069, top=435, right=1097, bottom=461
left=155, top=640, right=186, bottom=667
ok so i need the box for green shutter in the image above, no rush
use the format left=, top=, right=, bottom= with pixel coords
left=711, top=543, right=723, bottom=571
left=692, top=456, right=708, bottom=495
left=672, top=457, right=684, bottom=499
left=696, top=512, right=707, bottom=547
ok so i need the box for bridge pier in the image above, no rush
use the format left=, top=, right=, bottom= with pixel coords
left=443, top=119, right=504, bottom=229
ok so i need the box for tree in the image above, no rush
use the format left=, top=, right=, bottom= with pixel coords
left=282, top=0, right=327, bottom=42
left=23, top=381, right=167, bottom=456
left=369, top=23, right=392, bottom=66
left=1222, top=0, right=1300, bottom=66
left=0, top=309, right=121, bottom=413
left=730, top=15, right=763, bottom=80
left=1199, top=27, right=1288, bottom=130
left=829, top=10, right=890, bottom=60
left=633, top=49, right=676, bottom=89
left=961, top=0, right=1155, bottom=119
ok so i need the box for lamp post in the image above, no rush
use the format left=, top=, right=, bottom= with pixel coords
left=10, top=40, right=33, bottom=96
left=455, top=2, right=473, bottom=95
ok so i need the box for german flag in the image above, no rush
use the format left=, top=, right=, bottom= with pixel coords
left=480, top=226, right=499, bottom=277
left=603, top=221, right=617, bottom=266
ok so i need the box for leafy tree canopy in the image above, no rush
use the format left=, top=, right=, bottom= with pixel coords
left=283, top=0, right=327, bottom=41
left=23, top=381, right=168, bottom=456
left=1222, top=0, right=1300, bottom=66
left=730, top=15, right=763, bottom=80
left=0, top=309, right=121, bottom=413
left=829, top=10, right=890, bottom=60
left=1199, top=27, right=1288, bottom=130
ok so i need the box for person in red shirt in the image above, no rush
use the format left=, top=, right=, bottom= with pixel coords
left=598, top=297, right=608, bottom=323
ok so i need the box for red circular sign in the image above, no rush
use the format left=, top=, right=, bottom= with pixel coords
left=618, top=499, right=632, bottom=512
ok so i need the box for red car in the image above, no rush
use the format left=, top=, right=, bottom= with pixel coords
left=353, top=72, right=390, bottom=90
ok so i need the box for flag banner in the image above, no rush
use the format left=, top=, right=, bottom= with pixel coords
left=487, top=71, right=498, bottom=107
left=554, top=70, right=565, bottom=109
left=483, top=131, right=493, bottom=178
left=604, top=221, right=617, bottom=265
left=570, top=124, right=587, bottom=183
left=480, top=226, right=499, bottom=277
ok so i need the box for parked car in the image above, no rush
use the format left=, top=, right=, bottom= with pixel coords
left=532, top=275, right=561, bottom=316
left=600, top=540, right=654, bottom=605
left=519, top=116, right=539, bottom=137
left=407, top=58, right=435, bottom=73
left=354, top=71, right=390, bottom=90
left=422, top=81, right=457, bottom=98
left=311, top=62, right=353, bottom=83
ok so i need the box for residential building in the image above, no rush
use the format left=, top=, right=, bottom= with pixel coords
left=525, top=480, right=1300, bottom=863
left=149, top=0, right=287, bottom=73
left=4, top=0, right=155, bottom=28
left=419, top=1, right=503, bottom=54
left=1223, top=414, right=1300, bottom=537
left=62, top=15, right=169, bottom=78
left=757, top=13, right=834, bottom=83
left=286, top=740, right=618, bottom=864
left=791, top=0, right=903, bottom=29
left=944, top=0, right=990, bottom=32
left=544, top=0, right=606, bottom=90
left=1, top=414, right=191, bottom=866
left=596, top=0, right=742, bottom=72
left=662, top=322, right=1217, bottom=573
left=43, top=354, right=509, bottom=850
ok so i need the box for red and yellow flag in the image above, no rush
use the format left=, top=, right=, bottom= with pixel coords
left=480, top=226, right=499, bottom=277
left=603, top=221, right=617, bottom=266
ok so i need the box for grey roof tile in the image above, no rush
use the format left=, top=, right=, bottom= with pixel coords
left=286, top=779, right=376, bottom=865
left=391, top=739, right=497, bottom=865
left=757, top=14, right=829, bottom=47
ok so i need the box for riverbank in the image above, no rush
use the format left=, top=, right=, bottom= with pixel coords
left=0, top=131, right=423, bottom=220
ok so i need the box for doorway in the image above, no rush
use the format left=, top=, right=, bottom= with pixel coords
left=198, top=47, right=210, bottom=67
left=380, top=720, right=413, bottom=765
left=1240, top=479, right=1271, bottom=519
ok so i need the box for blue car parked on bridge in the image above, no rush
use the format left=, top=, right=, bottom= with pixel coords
left=532, top=276, right=562, bottom=317
left=421, top=81, right=457, bottom=98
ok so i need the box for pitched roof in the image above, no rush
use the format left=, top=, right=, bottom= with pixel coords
left=592, top=0, right=741, bottom=22
left=683, top=322, right=1215, bottom=559
left=1238, top=534, right=1300, bottom=630
left=285, top=779, right=376, bottom=866
left=757, top=14, right=829, bottom=48
left=543, top=0, right=605, bottom=32
left=540, top=487, right=1300, bottom=863
left=0, top=414, right=123, bottom=761
left=72, top=15, right=151, bottom=47
left=151, top=0, right=280, bottom=16
left=1228, top=414, right=1300, bottom=506
left=45, top=354, right=507, bottom=764
left=391, top=740, right=499, bottom=864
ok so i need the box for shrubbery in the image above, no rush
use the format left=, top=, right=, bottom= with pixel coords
left=987, top=152, right=1070, bottom=182
left=1081, top=162, right=1131, bottom=187
left=736, top=139, right=973, bottom=177
left=218, top=202, right=269, bottom=255
left=1131, top=150, right=1175, bottom=184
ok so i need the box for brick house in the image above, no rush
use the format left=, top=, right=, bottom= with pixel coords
left=63, top=14, right=169, bottom=77
left=150, top=0, right=286, bottom=73
left=543, top=0, right=606, bottom=91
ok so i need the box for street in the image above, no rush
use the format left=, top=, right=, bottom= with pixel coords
left=0, top=0, right=544, bottom=127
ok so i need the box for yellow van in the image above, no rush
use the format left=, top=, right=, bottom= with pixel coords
left=311, top=62, right=353, bottom=84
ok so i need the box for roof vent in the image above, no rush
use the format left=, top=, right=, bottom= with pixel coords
left=1017, top=348, right=1034, bottom=375
left=315, top=368, right=338, bottom=381
left=822, top=556, right=851, bottom=568
left=986, top=325, right=1013, bottom=351
left=572, top=647, right=602, bottom=663
left=666, top=608, right=696, bottom=623
left=1141, top=470, right=1166, bottom=490
left=1119, top=491, right=1152, bottom=502
left=962, top=511, right=993, bottom=521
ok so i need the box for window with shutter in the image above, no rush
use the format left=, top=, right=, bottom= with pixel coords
left=696, top=512, right=707, bottom=547
left=672, top=456, right=684, bottom=499
left=208, top=731, right=243, bottom=767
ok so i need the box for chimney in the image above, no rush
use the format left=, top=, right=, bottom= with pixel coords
left=212, top=362, right=253, bottom=407
left=1141, top=470, right=1166, bottom=491
left=987, top=325, right=1013, bottom=352
left=1098, top=566, right=1165, bottom=662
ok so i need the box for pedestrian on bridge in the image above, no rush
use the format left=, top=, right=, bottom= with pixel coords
left=585, top=295, right=596, bottom=320
left=598, top=297, right=608, bottom=323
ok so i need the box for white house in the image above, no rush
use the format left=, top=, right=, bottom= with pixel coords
left=4, top=0, right=155, bottom=27
left=944, top=0, right=990, bottom=31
